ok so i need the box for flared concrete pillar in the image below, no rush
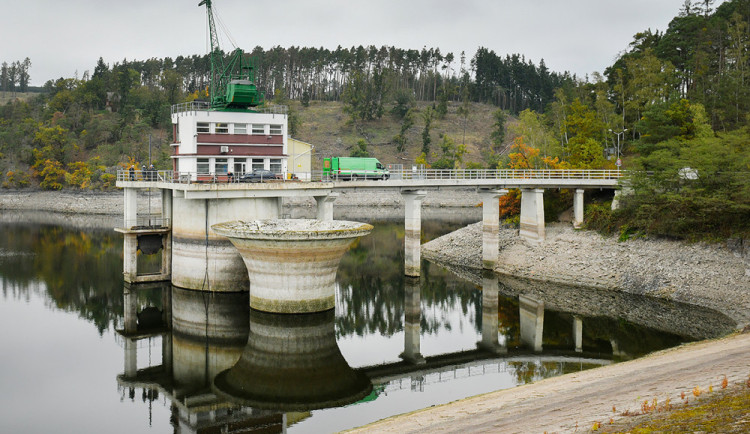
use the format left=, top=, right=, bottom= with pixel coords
left=402, top=190, right=426, bottom=277
left=520, top=189, right=545, bottom=243
left=479, top=271, right=507, bottom=354
left=401, top=276, right=425, bottom=365
left=213, top=309, right=373, bottom=410
left=315, top=193, right=340, bottom=221
left=573, top=316, right=583, bottom=353
left=519, top=295, right=544, bottom=352
left=573, top=189, right=584, bottom=229
left=479, top=189, right=508, bottom=270
left=212, top=220, right=372, bottom=313
left=124, top=187, right=137, bottom=228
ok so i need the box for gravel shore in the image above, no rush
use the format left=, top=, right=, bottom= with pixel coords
left=423, top=222, right=750, bottom=329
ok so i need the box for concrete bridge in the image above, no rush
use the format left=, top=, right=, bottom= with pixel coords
left=116, top=169, right=622, bottom=287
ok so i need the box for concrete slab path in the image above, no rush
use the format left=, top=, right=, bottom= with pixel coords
left=348, top=332, right=750, bottom=433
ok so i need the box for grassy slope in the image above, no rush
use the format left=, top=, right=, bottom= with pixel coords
left=293, top=100, right=509, bottom=168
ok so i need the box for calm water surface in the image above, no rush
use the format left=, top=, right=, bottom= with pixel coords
left=0, top=214, right=729, bottom=433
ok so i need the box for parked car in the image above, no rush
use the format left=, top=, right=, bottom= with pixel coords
left=239, top=170, right=278, bottom=183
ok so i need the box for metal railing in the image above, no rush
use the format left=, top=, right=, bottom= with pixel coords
left=311, top=169, right=624, bottom=182
left=170, top=101, right=288, bottom=116
left=117, top=169, right=623, bottom=185
left=117, top=170, right=174, bottom=183
left=124, top=216, right=170, bottom=230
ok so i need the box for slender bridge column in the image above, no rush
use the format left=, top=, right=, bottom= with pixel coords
left=479, top=189, right=508, bottom=269
left=573, top=189, right=584, bottom=229
left=519, top=295, right=544, bottom=352
left=402, top=190, right=426, bottom=277
left=478, top=270, right=507, bottom=354
left=315, top=192, right=340, bottom=221
left=573, top=315, right=583, bottom=353
left=124, top=187, right=137, bottom=228
left=520, top=188, right=545, bottom=243
left=401, top=276, right=426, bottom=364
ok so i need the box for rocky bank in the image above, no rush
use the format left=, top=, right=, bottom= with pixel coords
left=423, top=222, right=750, bottom=329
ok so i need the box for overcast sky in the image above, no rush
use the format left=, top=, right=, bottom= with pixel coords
left=4, top=0, right=723, bottom=86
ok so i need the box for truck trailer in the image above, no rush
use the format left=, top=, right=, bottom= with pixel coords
left=322, top=157, right=390, bottom=180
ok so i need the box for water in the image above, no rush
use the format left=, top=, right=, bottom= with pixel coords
left=0, top=213, right=735, bottom=433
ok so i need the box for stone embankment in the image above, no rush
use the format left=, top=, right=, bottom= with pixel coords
left=0, top=187, right=484, bottom=216
left=423, top=222, right=750, bottom=329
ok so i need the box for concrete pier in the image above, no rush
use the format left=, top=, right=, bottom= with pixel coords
left=479, top=189, right=508, bottom=269
left=401, top=276, right=426, bottom=364
left=402, top=190, right=426, bottom=277
left=171, top=196, right=280, bottom=291
left=213, top=309, right=372, bottom=410
left=573, top=189, right=584, bottom=229
left=573, top=316, right=583, bottom=353
left=315, top=192, right=340, bottom=221
left=520, top=189, right=545, bottom=243
left=212, top=219, right=372, bottom=313
left=479, top=272, right=507, bottom=354
left=171, top=288, right=249, bottom=387
left=519, top=295, right=545, bottom=352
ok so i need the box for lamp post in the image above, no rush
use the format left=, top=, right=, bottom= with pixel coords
left=608, top=128, right=627, bottom=167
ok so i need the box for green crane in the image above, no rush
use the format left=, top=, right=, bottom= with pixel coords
left=199, top=0, right=262, bottom=110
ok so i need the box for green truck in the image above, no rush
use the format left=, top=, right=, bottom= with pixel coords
left=322, top=157, right=390, bottom=180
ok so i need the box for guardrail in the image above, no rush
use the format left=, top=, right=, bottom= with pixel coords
left=311, top=169, right=624, bottom=182
left=117, top=169, right=624, bottom=185
left=117, top=170, right=174, bottom=182
left=124, top=216, right=170, bottom=230
left=170, top=101, right=288, bottom=116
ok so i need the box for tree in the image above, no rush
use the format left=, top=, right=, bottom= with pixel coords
left=393, top=108, right=415, bottom=153
left=432, top=134, right=467, bottom=169
left=490, top=109, right=506, bottom=151
left=350, top=139, right=369, bottom=157
left=565, top=98, right=607, bottom=169
left=421, top=107, right=434, bottom=156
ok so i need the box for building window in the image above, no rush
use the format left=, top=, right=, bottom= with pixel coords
left=269, top=124, right=282, bottom=135
left=269, top=159, right=282, bottom=173
left=234, top=123, right=247, bottom=134
left=197, top=122, right=209, bottom=133
left=252, top=158, right=265, bottom=171
left=215, top=158, right=228, bottom=174
left=197, top=158, right=209, bottom=174
left=252, top=124, right=265, bottom=135
left=215, top=123, right=229, bottom=134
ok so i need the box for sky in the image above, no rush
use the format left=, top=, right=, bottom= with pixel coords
left=3, top=0, right=723, bottom=86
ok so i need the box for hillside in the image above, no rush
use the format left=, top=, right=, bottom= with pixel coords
left=293, top=100, right=506, bottom=168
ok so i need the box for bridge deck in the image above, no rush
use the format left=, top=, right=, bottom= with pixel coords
left=116, top=169, right=622, bottom=198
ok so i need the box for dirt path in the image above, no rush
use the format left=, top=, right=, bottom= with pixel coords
left=348, top=332, right=750, bottom=433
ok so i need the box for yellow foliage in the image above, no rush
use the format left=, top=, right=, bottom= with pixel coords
left=508, top=137, right=540, bottom=169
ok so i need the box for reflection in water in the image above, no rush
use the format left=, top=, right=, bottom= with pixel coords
left=0, top=217, right=738, bottom=432
left=214, top=309, right=373, bottom=411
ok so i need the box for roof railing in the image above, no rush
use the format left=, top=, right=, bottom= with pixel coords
left=170, top=101, right=288, bottom=116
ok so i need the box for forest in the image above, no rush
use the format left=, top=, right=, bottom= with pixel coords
left=0, top=0, right=748, bottom=239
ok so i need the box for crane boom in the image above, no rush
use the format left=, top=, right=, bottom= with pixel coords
left=199, top=0, right=262, bottom=111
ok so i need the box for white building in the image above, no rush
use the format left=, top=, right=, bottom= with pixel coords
left=170, top=102, right=289, bottom=181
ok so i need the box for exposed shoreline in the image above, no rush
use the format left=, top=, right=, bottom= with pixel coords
left=422, top=222, right=750, bottom=329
